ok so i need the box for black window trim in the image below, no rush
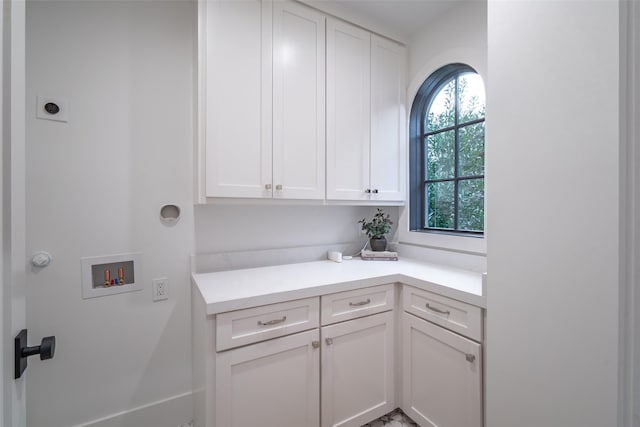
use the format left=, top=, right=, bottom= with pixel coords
left=409, top=63, right=485, bottom=237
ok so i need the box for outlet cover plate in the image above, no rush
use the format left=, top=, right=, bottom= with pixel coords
left=152, top=278, right=168, bottom=301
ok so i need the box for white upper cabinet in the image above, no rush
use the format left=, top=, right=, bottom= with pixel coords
left=203, top=0, right=272, bottom=198
left=273, top=1, right=326, bottom=199
left=326, top=18, right=371, bottom=201
left=200, top=1, right=404, bottom=202
left=326, top=21, right=406, bottom=202
left=370, top=35, right=406, bottom=202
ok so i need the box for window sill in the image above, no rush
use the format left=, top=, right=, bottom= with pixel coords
left=398, top=227, right=486, bottom=256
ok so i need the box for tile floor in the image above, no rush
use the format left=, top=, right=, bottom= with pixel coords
left=361, top=408, right=419, bottom=427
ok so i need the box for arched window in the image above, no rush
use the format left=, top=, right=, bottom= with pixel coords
left=409, top=63, right=485, bottom=235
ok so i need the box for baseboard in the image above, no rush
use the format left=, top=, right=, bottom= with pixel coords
left=74, top=391, right=193, bottom=427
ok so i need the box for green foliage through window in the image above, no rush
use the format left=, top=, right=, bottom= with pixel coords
left=409, top=64, right=485, bottom=235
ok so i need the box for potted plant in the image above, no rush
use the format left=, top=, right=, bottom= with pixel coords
left=358, top=208, right=393, bottom=251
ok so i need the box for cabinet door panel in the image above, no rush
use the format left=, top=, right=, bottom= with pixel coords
left=402, top=313, right=482, bottom=427
left=216, top=329, right=320, bottom=427
left=321, top=311, right=395, bottom=427
left=205, top=0, right=272, bottom=198
left=326, top=18, right=370, bottom=200
left=273, top=1, right=325, bottom=199
left=370, top=35, right=405, bottom=202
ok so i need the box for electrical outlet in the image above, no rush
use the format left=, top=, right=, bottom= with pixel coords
left=152, top=278, right=169, bottom=301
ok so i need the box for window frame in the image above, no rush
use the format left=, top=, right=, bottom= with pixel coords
left=409, top=63, right=485, bottom=236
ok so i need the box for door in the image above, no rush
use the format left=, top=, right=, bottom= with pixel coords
left=370, top=35, right=405, bottom=202
left=204, top=0, right=273, bottom=199
left=321, top=311, right=395, bottom=427
left=326, top=18, right=371, bottom=201
left=2, top=0, right=27, bottom=426
left=272, top=1, right=325, bottom=199
left=215, top=329, right=320, bottom=427
left=402, top=312, right=482, bottom=427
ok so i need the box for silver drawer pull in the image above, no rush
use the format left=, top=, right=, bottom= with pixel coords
left=257, top=316, right=287, bottom=326
left=349, top=298, right=371, bottom=307
left=265, top=184, right=272, bottom=190
left=325, top=337, right=333, bottom=345
left=311, top=341, right=320, bottom=349
left=426, top=304, right=450, bottom=315
left=465, top=353, right=476, bottom=363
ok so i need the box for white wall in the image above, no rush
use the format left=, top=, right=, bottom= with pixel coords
left=25, top=2, right=195, bottom=426
left=486, top=2, right=620, bottom=426
left=195, top=204, right=398, bottom=255
left=397, top=0, right=487, bottom=269
left=407, top=0, right=487, bottom=90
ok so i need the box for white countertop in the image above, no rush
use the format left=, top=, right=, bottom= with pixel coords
left=192, top=258, right=486, bottom=315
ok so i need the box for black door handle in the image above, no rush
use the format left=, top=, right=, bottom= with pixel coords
left=15, top=329, right=56, bottom=379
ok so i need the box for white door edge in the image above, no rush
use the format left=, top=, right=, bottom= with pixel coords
left=2, top=0, right=27, bottom=426
left=621, top=2, right=639, bottom=426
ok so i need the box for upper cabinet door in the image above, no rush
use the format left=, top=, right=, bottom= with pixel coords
left=273, top=1, right=326, bottom=199
left=204, top=0, right=272, bottom=198
left=370, top=35, right=406, bottom=202
left=326, top=18, right=371, bottom=201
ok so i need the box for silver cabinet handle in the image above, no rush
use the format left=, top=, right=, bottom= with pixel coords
left=312, top=341, right=320, bottom=349
left=257, top=316, right=286, bottom=326
left=275, top=184, right=283, bottom=191
left=265, top=184, right=272, bottom=190
left=325, top=337, right=333, bottom=345
left=465, top=353, right=476, bottom=363
left=364, top=189, right=371, bottom=194
left=426, top=304, right=450, bottom=315
left=372, top=189, right=378, bottom=194
left=349, top=298, right=371, bottom=307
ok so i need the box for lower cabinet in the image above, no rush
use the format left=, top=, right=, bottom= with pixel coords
left=198, top=284, right=484, bottom=427
left=321, top=311, right=395, bottom=427
left=402, top=312, right=482, bottom=427
left=215, top=329, right=320, bottom=427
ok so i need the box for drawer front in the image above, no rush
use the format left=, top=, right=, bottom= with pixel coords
left=321, top=284, right=394, bottom=325
left=217, top=297, right=320, bottom=351
left=403, top=285, right=481, bottom=341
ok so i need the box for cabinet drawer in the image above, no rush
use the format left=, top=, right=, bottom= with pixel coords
left=321, top=284, right=394, bottom=325
left=403, top=285, right=481, bottom=341
left=216, top=297, right=320, bottom=351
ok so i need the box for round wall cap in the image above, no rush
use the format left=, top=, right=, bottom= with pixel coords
left=159, top=204, right=181, bottom=224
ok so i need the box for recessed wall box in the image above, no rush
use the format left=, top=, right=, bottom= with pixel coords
left=80, top=253, right=142, bottom=299
left=159, top=204, right=181, bottom=224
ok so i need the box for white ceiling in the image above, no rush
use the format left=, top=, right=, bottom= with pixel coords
left=301, top=0, right=462, bottom=42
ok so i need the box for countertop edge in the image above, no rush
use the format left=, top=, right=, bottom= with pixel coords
left=192, top=261, right=486, bottom=315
